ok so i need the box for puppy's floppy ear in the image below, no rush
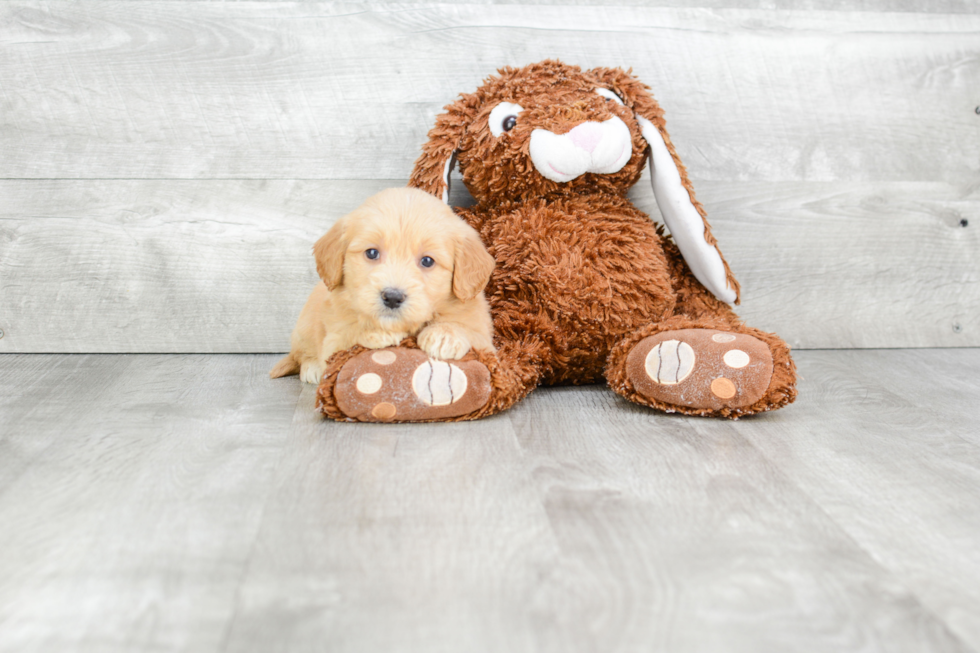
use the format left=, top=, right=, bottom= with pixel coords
left=312, top=215, right=350, bottom=291
left=408, top=91, right=480, bottom=204
left=452, top=226, right=495, bottom=301
left=590, top=67, right=741, bottom=305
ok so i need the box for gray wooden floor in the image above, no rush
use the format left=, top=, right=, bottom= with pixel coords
left=1, top=349, right=979, bottom=653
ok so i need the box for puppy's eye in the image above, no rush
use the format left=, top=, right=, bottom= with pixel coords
left=489, top=102, right=525, bottom=138
left=365, top=248, right=380, bottom=260
left=420, top=256, right=435, bottom=268
left=595, top=88, right=625, bottom=106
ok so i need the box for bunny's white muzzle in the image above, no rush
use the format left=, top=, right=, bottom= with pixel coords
left=528, top=117, right=633, bottom=183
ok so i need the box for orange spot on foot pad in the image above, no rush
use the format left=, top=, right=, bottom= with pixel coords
left=371, top=402, right=397, bottom=420
left=710, top=377, right=737, bottom=399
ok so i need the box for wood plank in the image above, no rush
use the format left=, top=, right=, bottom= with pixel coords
left=633, top=177, right=980, bottom=349
left=733, top=348, right=980, bottom=650
left=0, top=353, right=300, bottom=653
left=2, top=4, right=978, bottom=182
left=1, top=179, right=976, bottom=352
left=503, top=367, right=972, bottom=652
left=0, top=179, right=391, bottom=353
left=0, top=354, right=137, bottom=495
left=220, top=386, right=558, bottom=653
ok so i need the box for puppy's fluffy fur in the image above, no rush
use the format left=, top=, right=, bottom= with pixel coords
left=270, top=187, right=496, bottom=384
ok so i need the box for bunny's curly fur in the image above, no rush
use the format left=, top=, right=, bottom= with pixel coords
left=317, top=60, right=797, bottom=421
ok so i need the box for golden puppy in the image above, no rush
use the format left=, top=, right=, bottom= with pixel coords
left=270, top=187, right=496, bottom=384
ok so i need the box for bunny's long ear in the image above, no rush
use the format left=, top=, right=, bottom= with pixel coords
left=591, top=67, right=740, bottom=305
left=408, top=93, right=480, bottom=203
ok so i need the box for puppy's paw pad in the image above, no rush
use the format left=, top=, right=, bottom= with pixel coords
left=626, top=329, right=773, bottom=411
left=332, top=348, right=490, bottom=422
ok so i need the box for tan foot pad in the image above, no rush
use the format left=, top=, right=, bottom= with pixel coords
left=333, top=348, right=491, bottom=422
left=626, top=329, right=773, bottom=411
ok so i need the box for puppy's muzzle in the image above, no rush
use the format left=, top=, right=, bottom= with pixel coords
left=381, top=288, right=406, bottom=309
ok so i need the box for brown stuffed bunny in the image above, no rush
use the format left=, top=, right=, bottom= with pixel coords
left=317, top=60, right=796, bottom=422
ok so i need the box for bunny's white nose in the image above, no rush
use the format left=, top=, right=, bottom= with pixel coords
left=566, top=122, right=604, bottom=153
left=528, top=116, right=633, bottom=183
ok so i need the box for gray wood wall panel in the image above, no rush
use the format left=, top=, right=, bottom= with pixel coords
left=3, top=4, right=978, bottom=183
left=632, top=176, right=979, bottom=350
left=2, top=3, right=977, bottom=352
left=1, top=178, right=976, bottom=352
left=0, top=179, right=380, bottom=353
left=151, top=0, right=980, bottom=11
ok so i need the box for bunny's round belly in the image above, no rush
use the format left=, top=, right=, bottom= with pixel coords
left=479, top=197, right=677, bottom=382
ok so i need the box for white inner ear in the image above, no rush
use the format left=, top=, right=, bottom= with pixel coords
left=637, top=117, right=736, bottom=305
left=440, top=151, right=457, bottom=204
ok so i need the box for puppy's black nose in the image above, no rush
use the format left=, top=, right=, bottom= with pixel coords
left=381, top=288, right=406, bottom=309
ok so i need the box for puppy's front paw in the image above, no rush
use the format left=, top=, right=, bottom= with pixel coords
left=358, top=331, right=408, bottom=350
left=418, top=324, right=471, bottom=360
left=300, top=360, right=327, bottom=385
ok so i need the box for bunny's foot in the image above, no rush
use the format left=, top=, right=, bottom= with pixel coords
left=627, top=329, right=772, bottom=412
left=607, top=323, right=797, bottom=418
left=317, top=346, right=492, bottom=422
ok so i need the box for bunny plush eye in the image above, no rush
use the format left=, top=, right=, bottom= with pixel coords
left=595, top=88, right=625, bottom=106
left=489, top=102, right=525, bottom=137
